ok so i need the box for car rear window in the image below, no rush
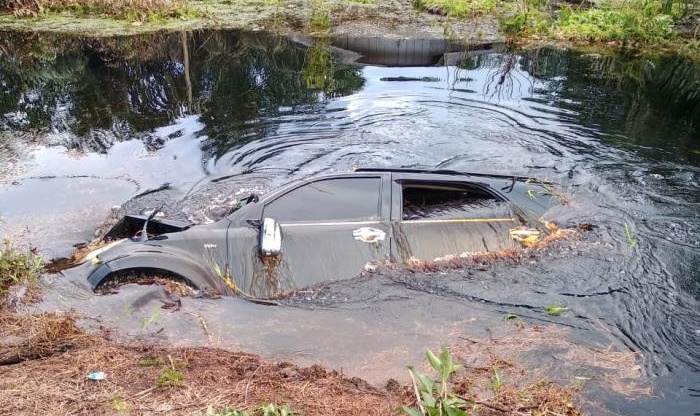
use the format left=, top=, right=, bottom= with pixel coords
left=264, top=177, right=381, bottom=222
left=402, top=183, right=507, bottom=220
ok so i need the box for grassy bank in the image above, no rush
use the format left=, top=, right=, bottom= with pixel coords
left=1, top=0, right=203, bottom=21
left=0, top=0, right=698, bottom=57
left=424, top=0, right=698, bottom=55
left=0, top=311, right=587, bottom=415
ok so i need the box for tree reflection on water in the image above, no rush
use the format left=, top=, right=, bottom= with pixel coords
left=0, top=30, right=365, bottom=157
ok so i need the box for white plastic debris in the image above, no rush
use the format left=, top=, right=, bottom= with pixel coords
left=86, top=371, right=107, bottom=381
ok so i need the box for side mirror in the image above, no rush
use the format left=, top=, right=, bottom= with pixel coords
left=260, top=217, right=282, bottom=256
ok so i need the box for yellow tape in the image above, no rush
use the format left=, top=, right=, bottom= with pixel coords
left=402, top=218, right=514, bottom=224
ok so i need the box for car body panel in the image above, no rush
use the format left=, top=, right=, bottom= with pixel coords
left=86, top=168, right=559, bottom=298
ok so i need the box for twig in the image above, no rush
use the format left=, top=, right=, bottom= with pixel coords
left=407, top=369, right=427, bottom=416
left=244, top=365, right=262, bottom=405
left=456, top=395, right=510, bottom=414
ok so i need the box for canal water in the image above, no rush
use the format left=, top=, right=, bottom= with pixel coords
left=0, top=30, right=698, bottom=414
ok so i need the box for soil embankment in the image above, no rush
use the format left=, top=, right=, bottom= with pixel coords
left=0, top=0, right=504, bottom=43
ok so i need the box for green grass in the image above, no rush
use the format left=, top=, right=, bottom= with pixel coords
left=138, top=357, right=166, bottom=367
left=555, top=2, right=674, bottom=43
left=157, top=368, right=185, bottom=387
left=4, top=0, right=205, bottom=22
left=309, top=12, right=330, bottom=30
left=500, top=0, right=689, bottom=48
left=0, top=239, right=43, bottom=296
left=414, top=0, right=497, bottom=17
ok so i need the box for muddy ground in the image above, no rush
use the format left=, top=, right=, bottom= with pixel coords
left=0, top=310, right=595, bottom=415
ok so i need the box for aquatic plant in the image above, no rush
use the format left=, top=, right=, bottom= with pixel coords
left=139, top=307, right=161, bottom=332
left=625, top=223, right=638, bottom=248
left=400, top=347, right=468, bottom=416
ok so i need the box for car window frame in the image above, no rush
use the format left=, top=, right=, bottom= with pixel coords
left=261, top=175, right=385, bottom=225
left=393, top=179, right=512, bottom=224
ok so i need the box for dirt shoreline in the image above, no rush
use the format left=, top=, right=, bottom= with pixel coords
left=0, top=0, right=504, bottom=44
left=0, top=310, right=594, bottom=415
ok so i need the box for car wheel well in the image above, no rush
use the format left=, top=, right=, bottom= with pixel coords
left=95, top=267, right=201, bottom=293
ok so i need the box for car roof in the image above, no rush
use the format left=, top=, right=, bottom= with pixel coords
left=352, top=167, right=549, bottom=183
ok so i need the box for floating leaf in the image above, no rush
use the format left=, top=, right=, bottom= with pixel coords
left=545, top=305, right=569, bottom=316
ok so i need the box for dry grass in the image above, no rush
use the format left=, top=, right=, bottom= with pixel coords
left=0, top=312, right=592, bottom=415
left=0, top=313, right=91, bottom=365
left=450, top=324, right=651, bottom=401
left=0, top=0, right=200, bottom=20
left=0, top=312, right=410, bottom=415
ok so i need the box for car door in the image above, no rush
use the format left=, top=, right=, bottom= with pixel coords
left=390, top=176, right=519, bottom=262
left=256, top=174, right=391, bottom=296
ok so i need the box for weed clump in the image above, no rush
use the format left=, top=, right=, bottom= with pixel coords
left=138, top=357, right=166, bottom=367
left=0, top=239, right=43, bottom=299
left=204, top=404, right=297, bottom=416
left=413, top=0, right=497, bottom=18
left=500, top=0, right=692, bottom=49
left=157, top=368, right=185, bottom=387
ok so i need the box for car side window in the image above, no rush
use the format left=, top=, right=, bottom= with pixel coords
left=401, top=182, right=507, bottom=221
left=264, top=177, right=382, bottom=222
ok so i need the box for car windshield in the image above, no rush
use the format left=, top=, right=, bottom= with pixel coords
left=227, top=193, right=259, bottom=215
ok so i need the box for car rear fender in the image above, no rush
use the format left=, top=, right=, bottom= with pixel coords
left=87, top=250, right=226, bottom=293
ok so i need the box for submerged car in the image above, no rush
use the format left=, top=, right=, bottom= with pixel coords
left=86, top=168, right=559, bottom=298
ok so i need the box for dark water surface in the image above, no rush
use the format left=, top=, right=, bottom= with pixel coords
left=0, top=30, right=698, bottom=414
